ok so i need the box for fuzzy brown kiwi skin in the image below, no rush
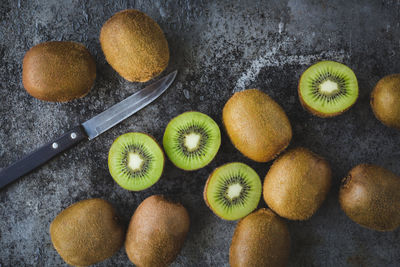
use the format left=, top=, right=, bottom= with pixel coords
left=339, top=164, right=400, bottom=231
left=22, top=41, right=96, bottom=102
left=263, top=147, right=332, bottom=220
left=125, top=195, right=190, bottom=267
left=370, top=74, right=400, bottom=130
left=222, top=89, right=292, bottom=162
left=229, top=208, right=291, bottom=267
left=100, top=9, right=169, bottom=82
left=222, top=119, right=290, bottom=163
left=50, top=199, right=124, bottom=267
left=297, top=72, right=355, bottom=118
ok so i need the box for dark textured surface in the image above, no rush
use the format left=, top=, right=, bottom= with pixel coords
left=1, top=0, right=400, bottom=266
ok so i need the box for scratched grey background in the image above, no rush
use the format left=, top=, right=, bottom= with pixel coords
left=1, top=0, right=400, bottom=266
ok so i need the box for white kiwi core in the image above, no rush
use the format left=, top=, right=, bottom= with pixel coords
left=184, top=133, right=201, bottom=151
left=227, top=183, right=243, bottom=199
left=319, top=79, right=339, bottom=96
left=127, top=152, right=144, bottom=171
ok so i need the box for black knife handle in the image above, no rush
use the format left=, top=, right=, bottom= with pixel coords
left=0, top=125, right=88, bottom=189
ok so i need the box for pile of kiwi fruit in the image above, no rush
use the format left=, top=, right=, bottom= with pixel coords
left=50, top=196, right=190, bottom=267
left=22, top=9, right=169, bottom=102
left=17, top=5, right=400, bottom=267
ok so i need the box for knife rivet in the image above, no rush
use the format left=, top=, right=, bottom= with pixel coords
left=70, top=132, right=77, bottom=139
left=52, top=142, right=58, bottom=149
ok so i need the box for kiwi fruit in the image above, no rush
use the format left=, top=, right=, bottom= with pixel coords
left=22, top=41, right=96, bottom=102
left=108, top=132, right=164, bottom=191
left=339, top=164, right=400, bottom=231
left=163, top=111, right=221, bottom=171
left=204, top=162, right=262, bottom=221
left=50, top=198, right=124, bottom=266
left=230, top=208, right=291, bottom=267
left=298, top=61, right=358, bottom=117
left=263, top=147, right=331, bottom=220
left=100, top=9, right=169, bottom=82
left=370, top=74, right=400, bottom=130
left=125, top=195, right=190, bottom=267
left=223, top=89, right=292, bottom=162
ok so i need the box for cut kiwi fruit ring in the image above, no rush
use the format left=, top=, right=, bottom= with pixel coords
left=163, top=111, right=221, bottom=171
left=108, top=132, right=165, bottom=191
left=204, top=162, right=262, bottom=221
left=298, top=60, right=359, bottom=117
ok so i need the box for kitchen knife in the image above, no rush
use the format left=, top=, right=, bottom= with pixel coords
left=0, top=70, right=177, bottom=189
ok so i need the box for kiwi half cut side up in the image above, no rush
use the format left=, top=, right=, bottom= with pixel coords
left=204, top=162, right=262, bottom=221
left=298, top=60, right=358, bottom=117
left=108, top=132, right=164, bottom=191
left=163, top=111, right=221, bottom=171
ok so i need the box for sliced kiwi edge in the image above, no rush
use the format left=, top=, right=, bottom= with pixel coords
left=203, top=162, right=262, bottom=221
left=298, top=60, right=359, bottom=118
left=108, top=132, right=165, bottom=191
left=163, top=111, right=221, bottom=171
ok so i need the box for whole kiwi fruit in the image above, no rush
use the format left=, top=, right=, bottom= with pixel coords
left=263, top=147, right=331, bottom=220
left=339, top=164, right=400, bottom=231
left=223, top=89, right=292, bottom=162
left=100, top=9, right=169, bottom=82
left=230, top=208, right=291, bottom=267
left=22, top=41, right=96, bottom=102
left=50, top=199, right=124, bottom=266
left=125, top=195, right=190, bottom=267
left=370, top=74, right=400, bottom=130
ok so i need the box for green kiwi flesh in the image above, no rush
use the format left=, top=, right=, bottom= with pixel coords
left=163, top=111, right=221, bottom=171
left=204, top=162, right=262, bottom=221
left=339, top=164, right=400, bottom=231
left=108, top=132, right=164, bottom=191
left=230, top=208, right=291, bottom=267
left=50, top=199, right=124, bottom=266
left=298, top=61, right=358, bottom=117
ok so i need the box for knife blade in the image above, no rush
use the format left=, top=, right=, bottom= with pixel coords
left=0, top=70, right=177, bottom=189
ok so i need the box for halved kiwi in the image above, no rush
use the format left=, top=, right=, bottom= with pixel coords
left=108, top=132, right=164, bottom=191
left=163, top=111, right=221, bottom=171
left=298, top=61, right=358, bottom=117
left=204, top=162, right=262, bottom=221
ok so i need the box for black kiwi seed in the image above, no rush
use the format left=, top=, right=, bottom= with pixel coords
left=176, top=123, right=210, bottom=158
left=215, top=174, right=251, bottom=209
left=121, top=143, right=153, bottom=178
left=310, top=72, right=349, bottom=102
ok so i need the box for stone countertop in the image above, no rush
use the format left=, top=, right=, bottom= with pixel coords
left=1, top=0, right=400, bottom=266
